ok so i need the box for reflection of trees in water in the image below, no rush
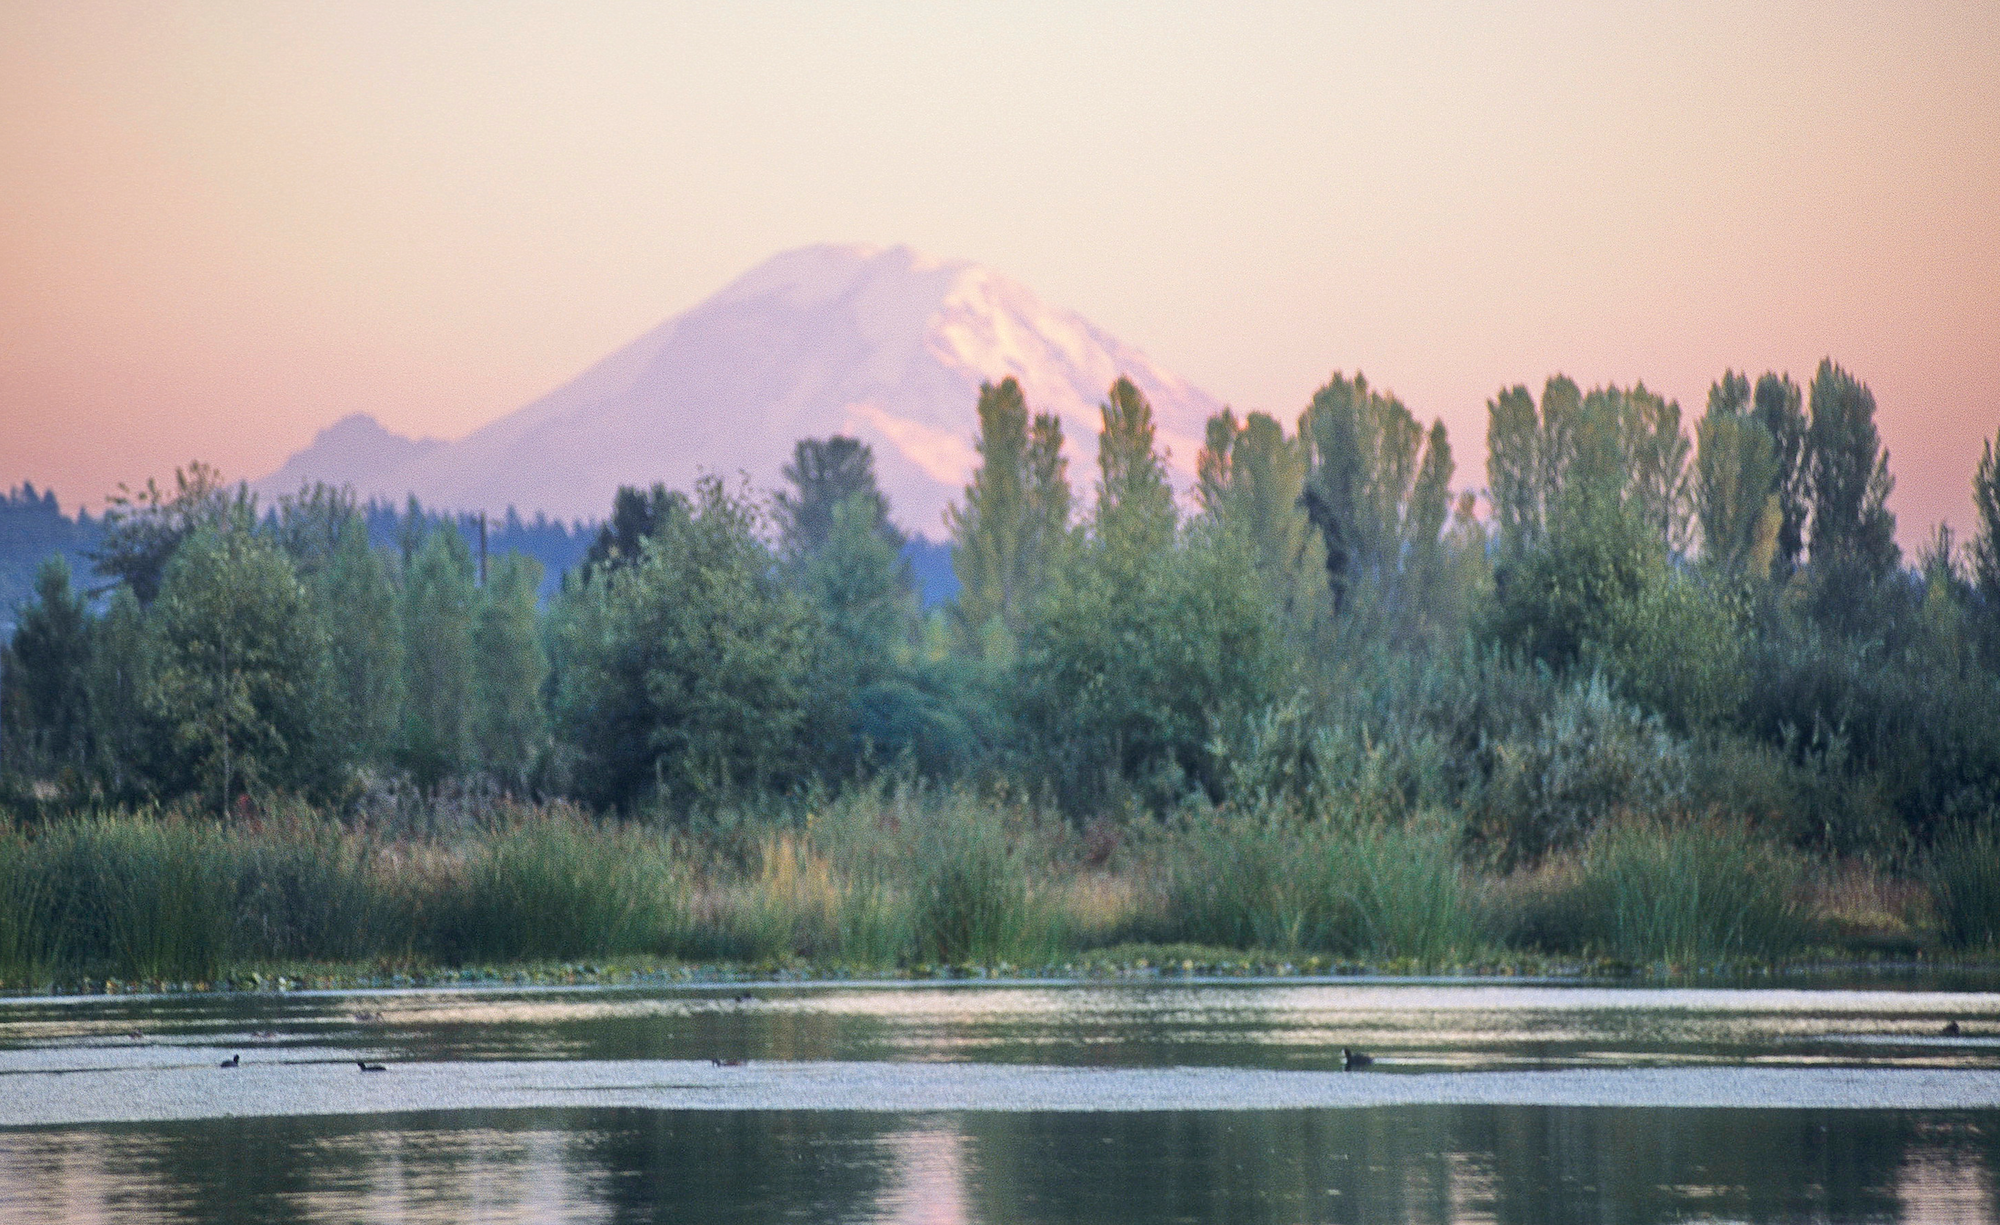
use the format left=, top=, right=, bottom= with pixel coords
left=0, top=1106, right=1996, bottom=1222
left=959, top=1107, right=2000, bottom=1224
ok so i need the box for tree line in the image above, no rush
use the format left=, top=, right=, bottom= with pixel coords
left=6, top=360, right=2000, bottom=861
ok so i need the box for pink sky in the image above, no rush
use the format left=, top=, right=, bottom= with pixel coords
left=4, top=2, right=1997, bottom=548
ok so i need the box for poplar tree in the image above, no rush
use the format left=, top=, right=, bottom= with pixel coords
left=1093, top=376, right=1175, bottom=562
left=1973, top=429, right=2000, bottom=610
left=399, top=524, right=477, bottom=787
left=1806, top=359, right=1898, bottom=587
left=1695, top=371, right=1782, bottom=575
left=1197, top=408, right=1323, bottom=620
left=1612, top=383, right=1692, bottom=553
left=1753, top=373, right=1811, bottom=573
left=86, top=585, right=154, bottom=796
left=315, top=517, right=403, bottom=767
left=947, top=378, right=1071, bottom=646
left=471, top=552, right=548, bottom=787
left=1300, top=372, right=1445, bottom=613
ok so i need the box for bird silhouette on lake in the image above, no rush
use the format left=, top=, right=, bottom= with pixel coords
left=219, top=1054, right=240, bottom=1068
left=357, top=1061, right=387, bottom=1072
left=711, top=1058, right=745, bottom=1067
left=1943, top=1021, right=1963, bottom=1036
left=1342, top=1047, right=1373, bottom=1070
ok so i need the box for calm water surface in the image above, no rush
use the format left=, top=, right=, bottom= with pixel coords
left=2, top=975, right=1997, bottom=1222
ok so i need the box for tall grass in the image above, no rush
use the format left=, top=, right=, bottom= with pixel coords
left=1153, top=806, right=1478, bottom=964
left=0, top=789, right=1950, bottom=986
left=1562, top=817, right=1810, bottom=964
left=1926, top=824, right=2000, bottom=950
left=439, top=810, right=686, bottom=962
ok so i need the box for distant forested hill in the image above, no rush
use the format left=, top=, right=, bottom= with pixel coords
left=0, top=486, right=102, bottom=636
left=3, top=485, right=955, bottom=636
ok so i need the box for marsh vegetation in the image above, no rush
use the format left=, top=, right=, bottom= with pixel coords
left=6, top=363, right=2000, bottom=985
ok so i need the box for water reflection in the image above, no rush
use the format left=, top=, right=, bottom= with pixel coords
left=0, top=1106, right=1994, bottom=1223
left=4, top=979, right=2000, bottom=1221
left=7, top=980, right=2000, bottom=1073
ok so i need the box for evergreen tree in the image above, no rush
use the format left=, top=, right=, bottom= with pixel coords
left=399, top=525, right=477, bottom=787
left=146, top=527, right=332, bottom=810
left=775, top=437, right=902, bottom=559
left=471, top=552, right=548, bottom=787
left=1, top=556, right=93, bottom=771
left=268, top=482, right=360, bottom=582
left=581, top=484, right=685, bottom=575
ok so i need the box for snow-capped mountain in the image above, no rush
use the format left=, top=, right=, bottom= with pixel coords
left=257, top=244, right=1226, bottom=532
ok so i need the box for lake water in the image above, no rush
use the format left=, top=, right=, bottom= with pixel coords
left=3, top=975, right=1998, bottom=1222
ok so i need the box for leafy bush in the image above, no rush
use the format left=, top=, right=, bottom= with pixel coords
left=1473, top=675, right=1690, bottom=866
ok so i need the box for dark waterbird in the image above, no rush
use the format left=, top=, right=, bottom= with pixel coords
left=1943, top=1021, right=1962, bottom=1036
left=357, top=1061, right=387, bottom=1072
left=711, top=1058, right=745, bottom=1067
left=219, top=1054, right=240, bottom=1068
left=1342, top=1048, right=1373, bottom=1070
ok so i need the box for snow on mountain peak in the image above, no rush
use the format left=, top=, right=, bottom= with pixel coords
left=256, top=244, right=1225, bottom=532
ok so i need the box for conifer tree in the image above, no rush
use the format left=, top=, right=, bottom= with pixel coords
left=775, top=437, right=902, bottom=559
left=1, top=556, right=93, bottom=770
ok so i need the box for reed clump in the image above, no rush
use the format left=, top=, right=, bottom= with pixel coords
left=0, top=785, right=1979, bottom=986
left=438, top=807, right=686, bottom=962
left=1148, top=804, right=1479, bottom=965
left=1926, top=824, right=2000, bottom=950
left=1500, top=816, right=1812, bottom=964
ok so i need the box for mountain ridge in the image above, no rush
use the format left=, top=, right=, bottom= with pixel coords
left=256, top=244, right=1226, bottom=532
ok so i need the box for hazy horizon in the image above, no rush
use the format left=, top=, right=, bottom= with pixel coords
left=5, top=3, right=1997, bottom=548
